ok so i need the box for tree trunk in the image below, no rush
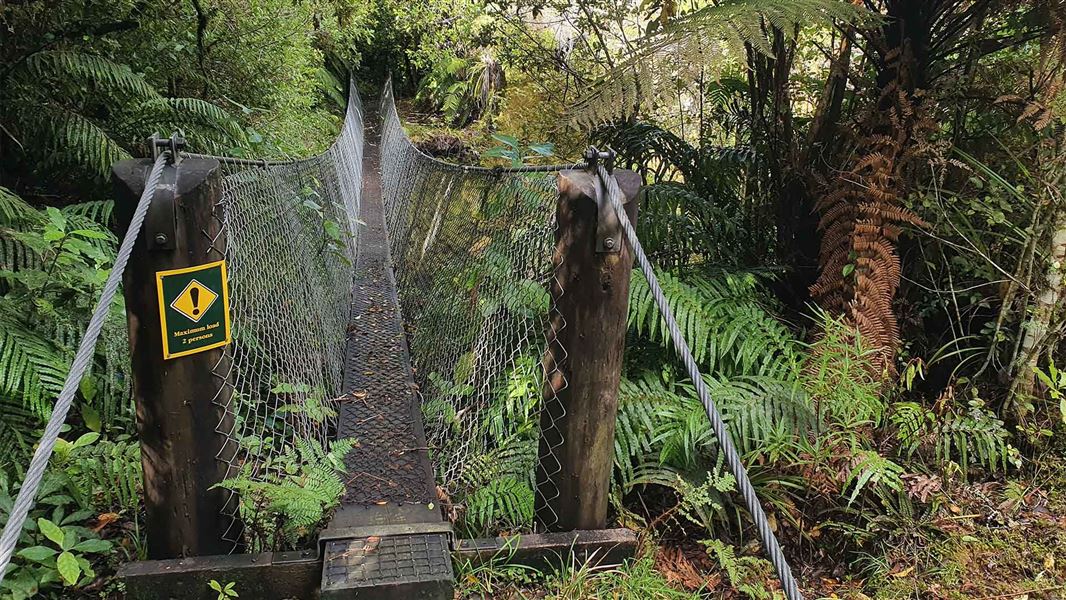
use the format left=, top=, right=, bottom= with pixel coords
left=1011, top=200, right=1066, bottom=420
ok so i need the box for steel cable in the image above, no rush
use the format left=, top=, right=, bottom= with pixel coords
left=0, top=153, right=169, bottom=585
left=596, top=164, right=804, bottom=600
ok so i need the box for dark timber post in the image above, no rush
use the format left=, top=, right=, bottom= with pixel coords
left=536, top=165, right=640, bottom=531
left=112, top=146, right=236, bottom=559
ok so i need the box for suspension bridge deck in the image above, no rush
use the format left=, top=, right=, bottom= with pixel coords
left=320, top=103, right=453, bottom=599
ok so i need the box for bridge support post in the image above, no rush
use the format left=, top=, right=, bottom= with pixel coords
left=113, top=155, right=237, bottom=559
left=536, top=168, right=641, bottom=531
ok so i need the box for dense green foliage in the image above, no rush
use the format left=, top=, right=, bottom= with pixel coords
left=2, top=0, right=1066, bottom=597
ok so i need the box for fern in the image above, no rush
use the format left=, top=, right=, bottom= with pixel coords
left=64, top=439, right=142, bottom=513
left=635, top=183, right=740, bottom=268
left=3, top=48, right=241, bottom=184
left=844, top=450, right=905, bottom=506
left=890, top=398, right=1016, bottom=475
left=941, top=404, right=1014, bottom=474
left=22, top=51, right=159, bottom=99
left=629, top=269, right=800, bottom=379
left=119, top=97, right=247, bottom=154
left=464, top=476, right=534, bottom=537
left=0, top=306, right=70, bottom=422
left=0, top=188, right=39, bottom=226
left=570, top=0, right=872, bottom=126
left=14, top=104, right=131, bottom=181
left=61, top=201, right=114, bottom=227
left=616, top=372, right=812, bottom=487
left=596, top=120, right=764, bottom=267
left=216, top=436, right=356, bottom=550
left=702, top=539, right=779, bottom=600
left=0, top=189, right=132, bottom=458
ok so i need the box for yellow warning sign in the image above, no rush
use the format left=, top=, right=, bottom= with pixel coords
left=156, top=260, right=231, bottom=360
left=170, top=279, right=219, bottom=323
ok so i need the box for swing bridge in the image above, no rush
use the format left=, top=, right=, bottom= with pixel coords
left=0, top=82, right=802, bottom=600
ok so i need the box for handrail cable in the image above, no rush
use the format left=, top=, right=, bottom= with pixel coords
left=0, top=153, right=170, bottom=584
left=596, top=163, right=804, bottom=600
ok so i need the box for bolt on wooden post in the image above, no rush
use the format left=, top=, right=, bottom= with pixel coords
left=535, top=165, right=640, bottom=531
left=112, top=147, right=237, bottom=559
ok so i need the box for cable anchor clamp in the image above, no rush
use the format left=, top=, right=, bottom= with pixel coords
left=148, top=132, right=186, bottom=165
left=584, top=146, right=621, bottom=254
left=144, top=132, right=185, bottom=251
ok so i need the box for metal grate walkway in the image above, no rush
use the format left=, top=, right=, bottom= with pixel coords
left=320, top=100, right=453, bottom=599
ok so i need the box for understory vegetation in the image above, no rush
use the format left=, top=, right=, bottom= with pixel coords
left=2, top=0, right=1066, bottom=598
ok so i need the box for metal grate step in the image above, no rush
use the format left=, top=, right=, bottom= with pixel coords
left=321, top=533, right=452, bottom=599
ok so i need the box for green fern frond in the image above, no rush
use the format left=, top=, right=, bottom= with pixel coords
left=617, top=372, right=812, bottom=483
left=67, top=439, right=141, bottom=512
left=890, top=399, right=1015, bottom=475
left=121, top=97, right=245, bottom=153
left=0, top=306, right=69, bottom=420
left=463, top=476, right=534, bottom=537
left=316, top=68, right=347, bottom=111
left=636, top=183, right=740, bottom=267
left=570, top=0, right=872, bottom=126
left=844, top=450, right=905, bottom=505
left=217, top=432, right=354, bottom=550
left=0, top=401, right=37, bottom=458
left=615, top=378, right=661, bottom=487
left=0, top=187, right=40, bottom=226
left=21, top=51, right=159, bottom=100
left=941, top=406, right=1014, bottom=474
left=457, top=434, right=538, bottom=491
left=16, top=104, right=131, bottom=180
left=62, top=201, right=115, bottom=227
left=596, top=122, right=699, bottom=181
left=629, top=269, right=799, bottom=378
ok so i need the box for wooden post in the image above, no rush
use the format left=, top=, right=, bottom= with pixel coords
left=112, top=156, right=237, bottom=559
left=536, top=168, right=640, bottom=531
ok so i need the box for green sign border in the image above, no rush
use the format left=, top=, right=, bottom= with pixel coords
left=155, top=259, right=231, bottom=360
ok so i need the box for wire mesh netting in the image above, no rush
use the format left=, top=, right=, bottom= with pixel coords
left=209, top=87, right=364, bottom=551
left=379, top=83, right=566, bottom=536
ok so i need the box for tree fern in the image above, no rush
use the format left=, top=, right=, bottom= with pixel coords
left=60, top=201, right=114, bottom=227
left=3, top=47, right=241, bottom=184
left=633, top=183, right=739, bottom=268
left=0, top=188, right=39, bottom=226
left=0, top=188, right=44, bottom=277
left=596, top=120, right=765, bottom=267
left=119, top=97, right=246, bottom=154
left=22, top=51, right=160, bottom=100
left=597, top=120, right=755, bottom=186
left=570, top=0, right=871, bottom=126
left=13, top=104, right=131, bottom=181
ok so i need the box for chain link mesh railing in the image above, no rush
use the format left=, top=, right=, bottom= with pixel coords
left=0, top=76, right=803, bottom=599
left=379, top=82, right=566, bottom=535
left=207, top=87, right=364, bottom=551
